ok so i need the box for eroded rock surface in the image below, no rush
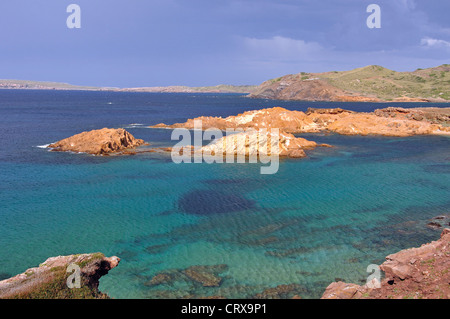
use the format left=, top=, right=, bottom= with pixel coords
left=374, top=107, right=450, bottom=125
left=199, top=130, right=330, bottom=159
left=152, top=107, right=450, bottom=137
left=252, top=284, right=305, bottom=299
left=48, top=128, right=145, bottom=155
left=322, top=229, right=450, bottom=299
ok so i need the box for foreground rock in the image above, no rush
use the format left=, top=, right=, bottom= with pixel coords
left=48, top=128, right=145, bottom=155
left=0, top=253, right=120, bottom=299
left=322, top=229, right=450, bottom=299
left=152, top=106, right=450, bottom=137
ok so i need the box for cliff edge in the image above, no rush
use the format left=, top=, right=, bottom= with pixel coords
left=322, top=228, right=450, bottom=299
left=0, top=253, right=120, bottom=299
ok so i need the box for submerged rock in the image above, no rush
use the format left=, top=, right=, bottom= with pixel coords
left=0, top=253, right=120, bottom=299
left=146, top=273, right=174, bottom=286
left=146, top=264, right=228, bottom=289
left=427, top=221, right=443, bottom=230
left=48, top=128, right=145, bottom=155
left=183, top=265, right=225, bottom=287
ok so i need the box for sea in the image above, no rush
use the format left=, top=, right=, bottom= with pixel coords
left=0, top=90, right=448, bottom=298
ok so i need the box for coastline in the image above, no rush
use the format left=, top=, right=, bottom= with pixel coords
left=1, top=229, right=447, bottom=299
left=1, top=91, right=448, bottom=300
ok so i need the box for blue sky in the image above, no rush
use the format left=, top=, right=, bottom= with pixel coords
left=0, top=0, right=449, bottom=87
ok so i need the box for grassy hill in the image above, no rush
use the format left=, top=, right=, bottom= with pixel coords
left=249, top=64, right=450, bottom=102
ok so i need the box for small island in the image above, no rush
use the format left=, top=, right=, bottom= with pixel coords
left=48, top=128, right=146, bottom=155
left=152, top=106, right=450, bottom=137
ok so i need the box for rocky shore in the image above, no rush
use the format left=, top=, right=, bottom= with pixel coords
left=1, top=228, right=448, bottom=299
left=322, top=228, right=450, bottom=299
left=0, top=253, right=120, bottom=299
left=152, top=106, right=450, bottom=137
left=196, top=130, right=331, bottom=159
left=45, top=106, right=449, bottom=159
left=48, top=128, right=146, bottom=155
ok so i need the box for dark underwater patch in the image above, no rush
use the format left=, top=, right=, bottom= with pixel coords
left=178, top=189, right=255, bottom=215
left=202, top=178, right=252, bottom=186
left=422, top=164, right=450, bottom=174
left=351, top=204, right=389, bottom=214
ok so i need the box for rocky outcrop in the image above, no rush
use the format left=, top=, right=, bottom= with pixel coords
left=152, top=107, right=307, bottom=132
left=199, top=130, right=331, bottom=159
left=374, top=107, right=450, bottom=125
left=152, top=106, right=450, bottom=137
left=322, top=229, right=450, bottom=299
left=306, top=108, right=355, bottom=115
left=0, top=253, right=120, bottom=299
left=252, top=284, right=305, bottom=299
left=48, top=128, right=145, bottom=155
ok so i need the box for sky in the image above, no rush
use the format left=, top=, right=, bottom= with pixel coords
left=0, top=0, right=449, bottom=87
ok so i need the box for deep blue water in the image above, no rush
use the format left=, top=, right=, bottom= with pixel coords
left=0, top=90, right=449, bottom=298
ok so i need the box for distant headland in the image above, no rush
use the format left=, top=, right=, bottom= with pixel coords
left=0, top=80, right=257, bottom=94
left=1, top=64, right=449, bottom=102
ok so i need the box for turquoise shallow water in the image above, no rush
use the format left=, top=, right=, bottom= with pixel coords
left=0, top=90, right=449, bottom=298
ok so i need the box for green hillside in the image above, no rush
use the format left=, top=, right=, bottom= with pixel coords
left=250, top=64, right=450, bottom=102
left=323, top=65, right=450, bottom=101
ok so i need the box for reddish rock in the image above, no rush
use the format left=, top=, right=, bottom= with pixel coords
left=151, top=107, right=450, bottom=138
left=199, top=130, right=319, bottom=159
left=374, top=107, right=450, bottom=125
left=48, top=128, right=145, bottom=155
left=322, top=228, right=450, bottom=299
left=321, top=282, right=363, bottom=299
left=253, top=284, right=305, bottom=299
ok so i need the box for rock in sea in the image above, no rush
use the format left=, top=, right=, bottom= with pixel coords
left=48, top=128, right=145, bottom=155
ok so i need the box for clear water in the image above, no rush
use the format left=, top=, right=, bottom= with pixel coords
left=0, top=90, right=448, bottom=298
